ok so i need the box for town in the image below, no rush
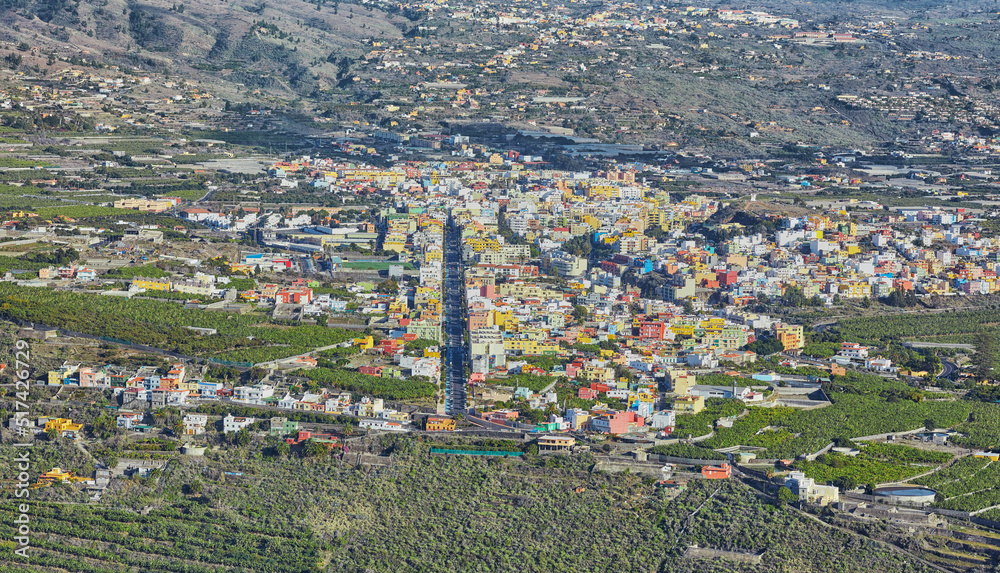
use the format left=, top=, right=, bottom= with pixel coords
left=1, top=0, right=1000, bottom=571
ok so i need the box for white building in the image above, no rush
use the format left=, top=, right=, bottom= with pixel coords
left=223, top=413, right=256, bottom=434
left=786, top=471, right=840, bottom=505
left=358, top=418, right=409, bottom=432
left=182, top=414, right=209, bottom=436
left=650, top=410, right=676, bottom=430
left=233, top=384, right=274, bottom=405
left=116, top=413, right=143, bottom=430
left=865, top=357, right=897, bottom=373
left=837, top=342, right=869, bottom=360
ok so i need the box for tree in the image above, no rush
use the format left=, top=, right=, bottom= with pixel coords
left=234, top=428, right=251, bottom=447
left=571, top=305, right=589, bottom=324
left=561, top=235, right=592, bottom=258
left=682, top=299, right=694, bottom=315
left=275, top=441, right=291, bottom=457
left=745, top=337, right=784, bottom=356
left=831, top=476, right=857, bottom=492
left=375, top=278, right=398, bottom=294
left=972, top=332, right=996, bottom=381
left=776, top=486, right=797, bottom=506
left=302, top=439, right=327, bottom=457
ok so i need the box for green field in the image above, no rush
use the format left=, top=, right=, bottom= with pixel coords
left=914, top=456, right=1000, bottom=512
left=0, top=438, right=942, bottom=573
left=296, top=367, right=436, bottom=401
left=0, top=283, right=355, bottom=362
left=664, top=373, right=992, bottom=460
left=836, top=310, right=1000, bottom=354
left=793, top=443, right=952, bottom=487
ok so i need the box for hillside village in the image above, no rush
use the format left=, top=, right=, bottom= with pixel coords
left=2, top=0, right=1000, bottom=570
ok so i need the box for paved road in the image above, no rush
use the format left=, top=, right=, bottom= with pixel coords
left=938, top=359, right=958, bottom=379
left=443, top=216, right=467, bottom=414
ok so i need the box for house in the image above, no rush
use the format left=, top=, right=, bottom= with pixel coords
left=182, top=414, right=208, bottom=435
left=650, top=410, right=676, bottom=430
left=324, top=392, right=353, bottom=413
left=379, top=410, right=411, bottom=423
left=197, top=381, right=224, bottom=397
left=44, top=418, right=84, bottom=439
left=537, top=435, right=576, bottom=454
left=865, top=357, right=897, bottom=373
left=786, top=471, right=840, bottom=505
left=223, top=414, right=256, bottom=434
left=233, top=384, right=274, bottom=405
left=172, top=279, right=213, bottom=297
left=351, top=397, right=384, bottom=418
left=286, top=430, right=340, bottom=448
left=38, top=468, right=74, bottom=482
left=269, top=417, right=299, bottom=436
left=426, top=417, right=456, bottom=431
left=48, top=363, right=80, bottom=386
left=689, top=385, right=751, bottom=400
left=359, top=365, right=384, bottom=377
left=837, top=342, right=869, bottom=360
left=358, top=418, right=409, bottom=432
left=701, top=463, right=732, bottom=479
left=565, top=408, right=590, bottom=430
left=116, top=412, right=144, bottom=430
left=150, top=388, right=188, bottom=408
left=131, top=276, right=171, bottom=291
left=590, top=411, right=645, bottom=434
left=278, top=393, right=297, bottom=410
left=674, top=395, right=706, bottom=414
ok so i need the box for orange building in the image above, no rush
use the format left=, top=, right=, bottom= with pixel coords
left=426, top=417, right=456, bottom=431
left=701, top=463, right=732, bottom=479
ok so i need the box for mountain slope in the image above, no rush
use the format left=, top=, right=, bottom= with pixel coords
left=0, top=0, right=406, bottom=98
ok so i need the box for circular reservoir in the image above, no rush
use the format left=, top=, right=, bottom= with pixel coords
left=873, top=485, right=936, bottom=504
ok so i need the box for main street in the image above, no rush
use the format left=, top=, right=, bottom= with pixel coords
left=443, top=215, right=467, bottom=414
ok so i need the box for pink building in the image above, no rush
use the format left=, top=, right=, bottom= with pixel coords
left=590, top=411, right=645, bottom=434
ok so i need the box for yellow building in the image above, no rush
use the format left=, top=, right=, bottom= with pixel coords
left=579, top=364, right=615, bottom=383
left=48, top=364, right=79, bottom=386
left=353, top=336, right=375, bottom=350
left=503, top=339, right=559, bottom=355
left=132, top=276, right=171, bottom=291
left=44, top=418, right=83, bottom=437
left=426, top=417, right=456, bottom=431
left=670, top=321, right=697, bottom=338
left=492, top=310, right=514, bottom=329
left=668, top=370, right=696, bottom=395
left=674, top=395, right=706, bottom=414
left=38, top=467, right=74, bottom=482
left=838, top=283, right=871, bottom=299
left=586, top=184, right=620, bottom=199
left=775, top=324, right=804, bottom=351
left=538, top=435, right=576, bottom=453
left=467, top=237, right=502, bottom=252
